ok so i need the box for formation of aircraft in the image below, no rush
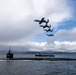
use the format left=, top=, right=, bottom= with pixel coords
left=34, top=17, right=49, bottom=24
left=34, top=17, right=54, bottom=36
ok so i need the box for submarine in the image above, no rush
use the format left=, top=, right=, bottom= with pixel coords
left=6, top=48, right=13, bottom=59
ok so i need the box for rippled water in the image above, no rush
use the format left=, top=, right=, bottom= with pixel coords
left=0, top=53, right=76, bottom=75
left=0, top=60, right=76, bottom=75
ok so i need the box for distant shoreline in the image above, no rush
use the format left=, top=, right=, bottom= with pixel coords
left=0, top=57, right=76, bottom=61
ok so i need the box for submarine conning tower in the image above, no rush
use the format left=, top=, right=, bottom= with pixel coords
left=6, top=47, right=13, bottom=59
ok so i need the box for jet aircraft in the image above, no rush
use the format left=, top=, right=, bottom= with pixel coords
left=44, top=28, right=53, bottom=32
left=40, top=23, right=51, bottom=28
left=34, top=17, right=49, bottom=24
left=47, top=34, right=54, bottom=36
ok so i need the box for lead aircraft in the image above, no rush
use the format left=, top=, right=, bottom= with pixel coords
left=34, top=17, right=49, bottom=24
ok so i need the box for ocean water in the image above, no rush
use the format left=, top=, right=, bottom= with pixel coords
left=0, top=60, right=76, bottom=75
left=0, top=53, right=76, bottom=75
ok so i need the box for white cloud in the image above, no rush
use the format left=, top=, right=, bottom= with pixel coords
left=47, top=0, right=72, bottom=27
left=0, top=39, right=76, bottom=52
left=54, top=27, right=76, bottom=41
left=27, top=41, right=76, bottom=52
left=0, top=0, right=72, bottom=42
left=54, top=41, right=76, bottom=52
left=0, top=0, right=75, bottom=52
left=0, top=0, right=32, bottom=22
left=32, top=0, right=47, bottom=16
left=47, top=27, right=76, bottom=44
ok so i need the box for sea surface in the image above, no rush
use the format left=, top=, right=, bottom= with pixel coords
left=0, top=53, right=76, bottom=75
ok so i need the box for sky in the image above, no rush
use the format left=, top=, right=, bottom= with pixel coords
left=0, top=0, right=76, bottom=52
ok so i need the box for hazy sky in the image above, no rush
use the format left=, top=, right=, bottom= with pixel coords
left=0, top=0, right=76, bottom=52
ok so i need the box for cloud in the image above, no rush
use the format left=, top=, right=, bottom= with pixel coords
left=0, top=0, right=75, bottom=51
left=0, top=0, right=72, bottom=42
left=54, top=41, right=76, bottom=52
left=1, top=39, right=76, bottom=52
left=25, top=41, right=76, bottom=52
left=54, top=27, right=76, bottom=41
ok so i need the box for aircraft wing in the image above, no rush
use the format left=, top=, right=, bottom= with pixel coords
left=40, top=25, right=44, bottom=27
left=46, top=19, right=49, bottom=23
left=48, top=29, right=53, bottom=32
left=44, top=29, right=48, bottom=32
left=34, top=20, right=40, bottom=22
left=42, top=20, right=46, bottom=22
left=50, top=29, right=53, bottom=32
